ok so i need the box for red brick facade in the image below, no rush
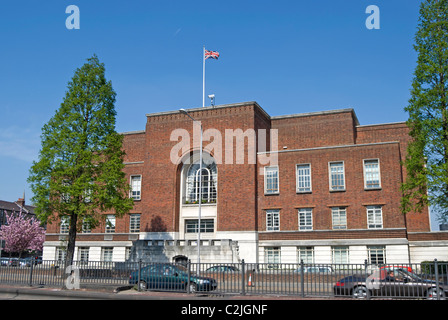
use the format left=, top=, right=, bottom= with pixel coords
left=43, top=101, right=437, bottom=263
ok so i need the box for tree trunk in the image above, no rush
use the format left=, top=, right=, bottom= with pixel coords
left=65, top=212, right=78, bottom=268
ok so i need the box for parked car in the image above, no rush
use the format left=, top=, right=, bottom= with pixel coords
left=334, top=268, right=448, bottom=299
left=294, top=266, right=334, bottom=273
left=129, top=263, right=217, bottom=292
left=205, top=265, right=239, bottom=273
left=0, top=258, right=9, bottom=266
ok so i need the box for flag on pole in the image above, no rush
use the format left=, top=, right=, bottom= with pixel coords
left=205, top=50, right=220, bottom=60
left=203, top=47, right=220, bottom=107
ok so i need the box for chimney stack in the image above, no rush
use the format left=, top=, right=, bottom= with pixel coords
left=17, top=197, right=25, bottom=208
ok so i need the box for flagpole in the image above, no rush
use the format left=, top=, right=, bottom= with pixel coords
left=202, top=45, right=205, bottom=108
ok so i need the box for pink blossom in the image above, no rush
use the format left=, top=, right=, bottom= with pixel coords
left=0, top=211, right=45, bottom=255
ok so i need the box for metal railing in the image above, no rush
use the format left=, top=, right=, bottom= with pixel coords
left=0, top=258, right=446, bottom=299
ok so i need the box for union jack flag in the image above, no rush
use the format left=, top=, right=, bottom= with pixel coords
left=205, top=50, right=219, bottom=60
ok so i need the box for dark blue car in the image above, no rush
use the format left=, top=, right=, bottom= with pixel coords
left=129, top=263, right=217, bottom=292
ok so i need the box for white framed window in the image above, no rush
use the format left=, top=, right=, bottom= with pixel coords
left=264, top=166, right=279, bottom=194
left=185, top=219, right=214, bottom=233
left=329, top=161, right=345, bottom=191
left=364, top=159, right=381, bottom=189
left=368, top=246, right=386, bottom=264
left=78, top=247, right=90, bottom=263
left=264, top=247, right=281, bottom=264
left=105, top=215, right=116, bottom=233
left=297, top=246, right=314, bottom=264
left=60, top=216, right=70, bottom=234
left=61, top=180, right=72, bottom=203
left=129, top=214, right=141, bottom=233
left=185, top=160, right=217, bottom=204
left=101, top=247, right=114, bottom=262
left=266, top=210, right=280, bottom=231
left=56, top=247, right=67, bottom=262
left=332, top=246, right=349, bottom=264
left=367, top=205, right=383, bottom=229
left=296, top=164, right=312, bottom=193
left=332, top=207, right=347, bottom=230
left=82, top=219, right=91, bottom=233
left=130, top=175, right=142, bottom=200
left=298, top=208, right=313, bottom=231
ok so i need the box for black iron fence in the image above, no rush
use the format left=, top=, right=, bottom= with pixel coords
left=0, top=258, right=447, bottom=299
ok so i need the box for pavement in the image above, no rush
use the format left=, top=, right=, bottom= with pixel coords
left=0, top=284, right=325, bottom=300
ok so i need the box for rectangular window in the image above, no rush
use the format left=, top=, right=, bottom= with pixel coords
left=185, top=219, right=214, bottom=233
left=56, top=247, right=67, bottom=262
left=332, top=246, right=349, bottom=264
left=102, top=247, right=114, bottom=262
left=298, top=208, right=313, bottom=231
left=130, top=214, right=141, bottom=233
left=297, top=247, right=314, bottom=264
left=82, top=219, right=91, bottom=233
left=364, top=159, right=381, bottom=189
left=60, top=216, right=70, bottom=234
left=130, top=175, right=142, bottom=200
left=296, top=164, right=312, bottom=193
left=368, top=246, right=386, bottom=264
left=332, top=207, right=347, bottom=230
left=367, top=205, right=383, bottom=229
left=266, top=210, right=280, bottom=231
left=264, top=166, right=279, bottom=194
left=329, top=162, right=345, bottom=191
left=78, top=247, right=89, bottom=263
left=105, top=215, right=116, bottom=233
left=264, top=247, right=281, bottom=264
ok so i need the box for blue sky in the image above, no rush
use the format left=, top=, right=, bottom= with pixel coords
left=1, top=1, right=434, bottom=226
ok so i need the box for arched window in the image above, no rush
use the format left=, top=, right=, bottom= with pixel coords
left=185, top=159, right=217, bottom=204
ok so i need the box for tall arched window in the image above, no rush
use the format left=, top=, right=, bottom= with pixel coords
left=184, top=159, right=217, bottom=204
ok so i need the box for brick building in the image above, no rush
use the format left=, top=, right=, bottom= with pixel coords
left=42, top=101, right=448, bottom=264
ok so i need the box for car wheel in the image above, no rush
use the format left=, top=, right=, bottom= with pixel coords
left=352, top=286, right=369, bottom=299
left=188, top=282, right=197, bottom=293
left=138, top=280, right=147, bottom=291
left=426, top=287, right=445, bottom=300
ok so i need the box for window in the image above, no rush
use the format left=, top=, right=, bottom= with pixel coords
left=105, top=215, right=116, bottom=233
left=266, top=210, right=280, bottom=231
left=332, top=246, right=349, bottom=264
left=298, top=208, right=313, bottom=231
left=264, top=247, right=281, bottom=264
left=185, top=219, right=214, bottom=233
left=130, top=175, right=142, bottom=200
left=78, top=247, right=89, bottom=263
left=367, top=206, right=383, bottom=229
left=368, top=246, right=386, bottom=264
left=296, top=164, right=312, bottom=193
left=130, top=214, right=141, bottom=233
left=82, top=219, right=91, bottom=233
left=329, top=162, right=345, bottom=191
left=185, top=160, right=217, bottom=204
left=60, top=216, right=70, bottom=234
left=332, top=207, right=347, bottom=230
left=56, top=247, right=67, bottom=262
left=364, top=159, right=381, bottom=189
left=297, top=247, right=314, bottom=264
left=102, top=247, right=114, bottom=262
left=264, top=166, right=279, bottom=194
left=61, top=180, right=72, bottom=203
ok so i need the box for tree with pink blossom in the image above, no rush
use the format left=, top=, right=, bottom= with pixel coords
left=0, top=211, right=45, bottom=258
